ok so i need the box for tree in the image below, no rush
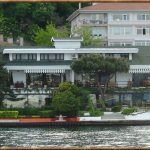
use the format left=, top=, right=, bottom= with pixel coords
left=71, top=54, right=129, bottom=108
left=26, top=73, right=31, bottom=86
left=72, top=26, right=101, bottom=47
left=52, top=91, right=79, bottom=117
left=33, top=23, right=69, bottom=46
left=0, top=60, right=9, bottom=107
left=52, top=82, right=89, bottom=115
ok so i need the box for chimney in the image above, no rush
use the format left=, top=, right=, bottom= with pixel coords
left=79, top=3, right=81, bottom=9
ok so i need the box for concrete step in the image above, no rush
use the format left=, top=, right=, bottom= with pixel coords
left=101, top=113, right=125, bottom=120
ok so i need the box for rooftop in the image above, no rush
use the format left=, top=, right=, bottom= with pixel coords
left=67, top=3, right=150, bottom=21
left=80, top=3, right=150, bottom=11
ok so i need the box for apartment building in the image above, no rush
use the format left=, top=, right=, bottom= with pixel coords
left=67, top=3, right=150, bottom=46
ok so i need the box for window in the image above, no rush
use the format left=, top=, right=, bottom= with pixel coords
left=120, top=54, right=129, bottom=59
left=19, top=54, right=28, bottom=60
left=135, top=41, right=150, bottom=46
left=137, top=14, right=150, bottom=21
left=55, top=54, right=64, bottom=60
left=105, top=54, right=114, bottom=57
left=12, top=54, right=21, bottom=60
left=109, top=42, right=132, bottom=46
left=137, top=27, right=150, bottom=35
left=28, top=54, right=37, bottom=60
left=113, top=14, right=122, bottom=21
left=49, top=54, right=55, bottom=60
left=123, top=14, right=129, bottom=21
left=112, top=14, right=129, bottom=21
left=91, top=14, right=96, bottom=20
left=12, top=54, right=37, bottom=61
left=143, top=28, right=146, bottom=35
left=137, top=28, right=143, bottom=35
left=110, top=27, right=132, bottom=35
left=125, top=27, right=132, bottom=35
left=41, top=54, right=47, bottom=60
left=40, top=54, right=64, bottom=60
left=112, top=27, right=120, bottom=35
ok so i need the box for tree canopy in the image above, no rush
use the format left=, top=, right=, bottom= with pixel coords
left=52, top=82, right=90, bottom=116
left=71, top=54, right=129, bottom=107
left=52, top=91, right=79, bottom=117
left=0, top=3, right=80, bottom=42
left=72, top=26, right=101, bottom=47
left=0, top=60, right=9, bottom=106
left=52, top=82, right=80, bottom=117
left=33, top=23, right=69, bottom=46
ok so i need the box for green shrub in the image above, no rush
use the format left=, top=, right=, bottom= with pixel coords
left=58, top=82, right=72, bottom=92
left=122, top=108, right=137, bottom=115
left=0, top=111, right=18, bottom=118
left=78, top=111, right=90, bottom=117
left=18, top=115, right=26, bottom=118
left=112, top=105, right=121, bottom=112
left=52, top=91, right=79, bottom=117
left=17, top=108, right=41, bottom=116
left=87, top=98, right=94, bottom=112
left=18, top=115, right=40, bottom=118
left=90, top=110, right=104, bottom=117
left=40, top=110, right=55, bottom=118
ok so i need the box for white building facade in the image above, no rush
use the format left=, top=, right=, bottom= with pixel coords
left=3, top=38, right=140, bottom=88
left=67, top=3, right=150, bottom=46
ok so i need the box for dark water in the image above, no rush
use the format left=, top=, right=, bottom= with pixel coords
left=0, top=126, right=150, bottom=148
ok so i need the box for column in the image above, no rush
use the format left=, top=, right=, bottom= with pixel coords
left=37, top=53, right=40, bottom=61
left=9, top=53, right=13, bottom=61
left=61, top=73, right=64, bottom=82
left=129, top=53, right=132, bottom=61
left=70, top=70, right=74, bottom=84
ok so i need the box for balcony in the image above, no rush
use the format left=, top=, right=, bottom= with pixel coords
left=79, top=19, right=107, bottom=26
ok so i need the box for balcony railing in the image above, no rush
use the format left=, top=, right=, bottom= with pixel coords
left=79, top=20, right=107, bottom=25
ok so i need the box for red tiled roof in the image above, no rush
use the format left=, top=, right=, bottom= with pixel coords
left=80, top=3, right=150, bottom=11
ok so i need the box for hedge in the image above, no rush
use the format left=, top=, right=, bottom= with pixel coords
left=78, top=111, right=90, bottom=117
left=0, top=111, right=18, bottom=118
left=122, top=108, right=137, bottom=115
left=90, top=110, right=104, bottom=117
left=39, top=110, right=55, bottom=118
left=112, top=105, right=121, bottom=112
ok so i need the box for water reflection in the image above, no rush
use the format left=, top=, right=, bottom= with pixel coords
left=0, top=126, right=150, bottom=148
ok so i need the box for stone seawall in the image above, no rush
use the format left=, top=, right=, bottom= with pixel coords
left=0, top=120, right=150, bottom=127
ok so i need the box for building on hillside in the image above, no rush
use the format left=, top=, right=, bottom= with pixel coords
left=2, top=37, right=150, bottom=88
left=67, top=3, right=150, bottom=46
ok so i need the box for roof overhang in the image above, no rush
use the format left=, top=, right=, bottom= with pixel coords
left=4, top=65, right=71, bottom=73
left=77, top=48, right=139, bottom=54
left=51, top=37, right=83, bottom=42
left=3, top=48, right=139, bottom=54
left=3, top=48, right=75, bottom=54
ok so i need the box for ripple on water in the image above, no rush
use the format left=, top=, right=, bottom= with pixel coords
left=0, top=126, right=150, bottom=148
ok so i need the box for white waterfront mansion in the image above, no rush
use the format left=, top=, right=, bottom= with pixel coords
left=3, top=37, right=150, bottom=88
left=67, top=3, right=150, bottom=46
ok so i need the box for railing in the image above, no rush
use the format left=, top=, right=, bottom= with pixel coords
left=79, top=19, right=107, bottom=25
